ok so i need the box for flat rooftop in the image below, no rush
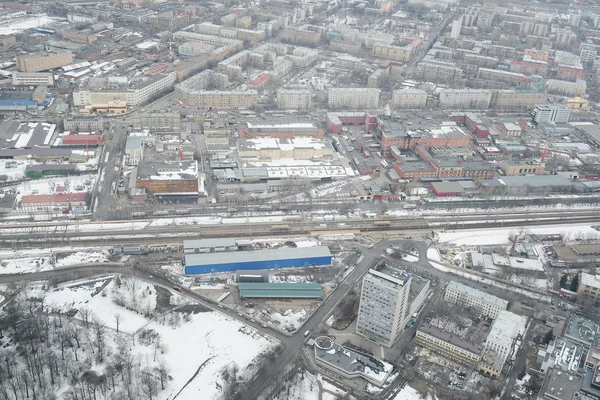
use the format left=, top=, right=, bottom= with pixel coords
left=446, top=281, right=509, bottom=309
left=185, top=246, right=332, bottom=267
left=314, top=336, right=393, bottom=387
left=238, top=282, right=323, bottom=299
left=183, top=238, right=237, bottom=249
left=540, top=368, right=582, bottom=400
left=380, top=120, right=470, bottom=140
left=563, top=314, right=599, bottom=346
left=418, top=322, right=484, bottom=355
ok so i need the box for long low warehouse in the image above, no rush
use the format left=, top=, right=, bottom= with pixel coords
left=184, top=246, right=332, bottom=274
left=239, top=282, right=323, bottom=299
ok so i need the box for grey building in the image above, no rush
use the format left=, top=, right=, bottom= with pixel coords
left=356, top=268, right=411, bottom=347
left=63, top=117, right=103, bottom=132
left=133, top=112, right=181, bottom=131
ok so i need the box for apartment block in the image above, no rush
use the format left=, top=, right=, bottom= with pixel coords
left=73, top=72, right=176, bottom=112
left=491, top=90, right=547, bottom=109
left=16, top=51, right=73, bottom=73
left=148, top=12, right=190, bottom=30
left=63, top=117, right=103, bottom=132
left=547, top=79, right=587, bottom=97
left=12, top=71, right=55, bottom=86
left=444, top=281, right=508, bottom=318
left=439, top=89, right=491, bottom=109
left=578, top=272, right=600, bottom=306
left=280, top=27, right=321, bottom=46
left=178, top=42, right=214, bottom=57
left=133, top=112, right=181, bottom=131
left=276, top=89, right=312, bottom=109
left=532, top=104, right=571, bottom=124
left=392, top=89, right=427, bottom=109
left=372, top=43, right=413, bottom=62
left=328, top=88, right=380, bottom=109
left=176, top=89, right=258, bottom=109
left=415, top=324, right=483, bottom=366
left=356, top=268, right=411, bottom=347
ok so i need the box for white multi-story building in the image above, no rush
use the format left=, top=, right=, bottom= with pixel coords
left=73, top=72, right=176, bottom=110
left=580, top=41, right=599, bottom=63
left=546, top=79, right=587, bottom=97
left=12, top=71, right=55, bottom=86
left=356, top=268, right=411, bottom=347
left=392, top=89, right=428, bottom=109
left=478, top=310, right=527, bottom=377
left=450, top=17, right=462, bottom=39
left=328, top=88, right=380, bottom=109
left=277, top=89, right=312, bottom=109
left=178, top=42, right=215, bottom=57
left=444, top=281, right=508, bottom=318
left=532, top=104, right=571, bottom=124
left=439, top=89, right=492, bottom=109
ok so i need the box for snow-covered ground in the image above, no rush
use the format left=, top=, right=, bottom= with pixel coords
left=143, top=312, right=277, bottom=400
left=0, top=254, right=52, bottom=274
left=438, top=224, right=600, bottom=246
left=29, top=276, right=278, bottom=400
left=55, top=250, right=109, bottom=267
left=41, top=277, right=155, bottom=333
left=270, top=308, right=307, bottom=330
left=0, top=14, right=54, bottom=35
left=393, top=384, right=435, bottom=400
left=272, top=371, right=351, bottom=400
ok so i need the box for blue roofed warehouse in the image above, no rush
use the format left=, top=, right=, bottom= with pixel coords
left=184, top=246, right=332, bottom=274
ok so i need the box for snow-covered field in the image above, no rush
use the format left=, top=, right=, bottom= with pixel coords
left=438, top=224, right=600, bottom=246
left=0, top=14, right=54, bottom=35
left=145, top=312, right=276, bottom=400
left=0, top=248, right=112, bottom=274
left=42, top=277, right=155, bottom=333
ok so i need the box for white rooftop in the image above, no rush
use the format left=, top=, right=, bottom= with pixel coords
left=486, top=310, right=527, bottom=349
left=581, top=272, right=600, bottom=290
left=447, top=281, right=509, bottom=309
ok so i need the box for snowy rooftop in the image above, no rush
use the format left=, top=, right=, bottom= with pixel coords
left=314, top=336, right=393, bottom=387
left=581, top=272, right=600, bottom=290
left=239, top=137, right=328, bottom=151
left=486, top=310, right=527, bottom=349
left=446, top=281, right=508, bottom=309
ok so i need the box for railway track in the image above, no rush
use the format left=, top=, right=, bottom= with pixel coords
left=1, top=213, right=599, bottom=247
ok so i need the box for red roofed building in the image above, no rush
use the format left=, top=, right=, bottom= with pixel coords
left=249, top=73, right=270, bottom=88
left=61, top=134, right=105, bottom=146
left=20, top=192, right=88, bottom=212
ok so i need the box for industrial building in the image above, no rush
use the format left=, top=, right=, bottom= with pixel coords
left=16, top=51, right=73, bottom=72
left=444, top=281, right=508, bottom=318
left=12, top=71, right=55, bottom=86
left=183, top=238, right=238, bottom=254
left=478, top=310, right=527, bottom=377
left=238, top=282, right=323, bottom=299
left=238, top=122, right=323, bottom=139
left=184, top=246, right=332, bottom=274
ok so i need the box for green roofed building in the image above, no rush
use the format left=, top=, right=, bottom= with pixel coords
left=238, top=282, right=323, bottom=299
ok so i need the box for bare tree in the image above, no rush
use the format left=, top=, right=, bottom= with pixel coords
left=141, top=368, right=159, bottom=400
left=79, top=308, right=91, bottom=328
left=92, top=319, right=107, bottom=363
left=155, top=360, right=170, bottom=391
left=114, top=313, right=124, bottom=334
